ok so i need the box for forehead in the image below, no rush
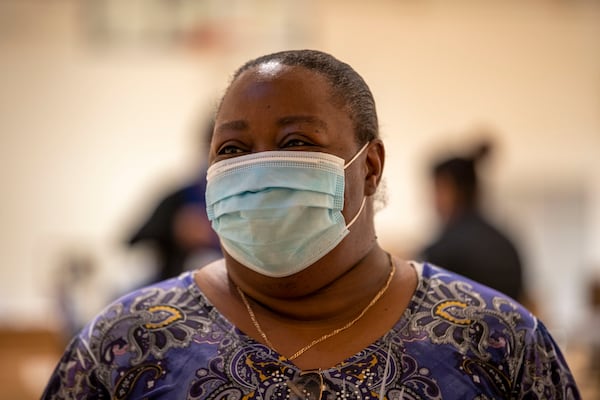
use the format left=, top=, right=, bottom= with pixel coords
left=217, top=64, right=344, bottom=122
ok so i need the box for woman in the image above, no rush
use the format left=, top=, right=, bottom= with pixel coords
left=43, top=50, right=579, bottom=399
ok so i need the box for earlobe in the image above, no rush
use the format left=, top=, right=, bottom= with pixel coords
left=364, top=140, right=385, bottom=196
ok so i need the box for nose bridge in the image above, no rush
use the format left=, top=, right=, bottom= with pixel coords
left=240, top=80, right=285, bottom=154
left=246, top=122, right=282, bottom=153
left=251, top=140, right=278, bottom=153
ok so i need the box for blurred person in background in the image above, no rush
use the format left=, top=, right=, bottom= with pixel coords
left=43, top=50, right=578, bottom=399
left=126, top=118, right=221, bottom=282
left=420, top=140, right=525, bottom=301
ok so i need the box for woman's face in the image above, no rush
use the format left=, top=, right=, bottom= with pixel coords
left=210, top=62, right=383, bottom=289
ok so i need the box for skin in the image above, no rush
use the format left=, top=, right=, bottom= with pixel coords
left=434, top=174, right=459, bottom=223
left=195, top=63, right=417, bottom=371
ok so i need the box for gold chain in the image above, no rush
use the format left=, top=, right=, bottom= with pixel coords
left=236, top=259, right=396, bottom=361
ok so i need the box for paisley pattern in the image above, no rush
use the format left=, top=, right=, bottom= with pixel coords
left=42, top=261, right=580, bottom=399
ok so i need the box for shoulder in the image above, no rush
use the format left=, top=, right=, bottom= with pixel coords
left=414, top=262, right=530, bottom=302
left=43, top=271, right=225, bottom=399
left=86, top=272, right=223, bottom=361
left=416, top=261, right=533, bottom=324
left=42, top=270, right=239, bottom=399
left=81, top=272, right=213, bottom=348
left=466, top=214, right=520, bottom=249
left=402, top=262, right=579, bottom=397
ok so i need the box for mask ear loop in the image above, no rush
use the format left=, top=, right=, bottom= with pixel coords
left=343, top=142, right=370, bottom=229
left=346, top=197, right=366, bottom=229
left=343, top=142, right=370, bottom=170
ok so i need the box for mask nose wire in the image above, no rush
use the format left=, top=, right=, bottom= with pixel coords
left=343, top=142, right=370, bottom=170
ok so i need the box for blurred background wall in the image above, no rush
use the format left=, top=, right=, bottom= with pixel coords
left=0, top=0, right=599, bottom=397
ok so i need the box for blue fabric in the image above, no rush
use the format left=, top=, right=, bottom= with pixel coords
left=205, top=151, right=348, bottom=277
left=42, top=260, right=580, bottom=399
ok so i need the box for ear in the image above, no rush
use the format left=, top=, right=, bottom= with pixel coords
left=364, top=139, right=385, bottom=196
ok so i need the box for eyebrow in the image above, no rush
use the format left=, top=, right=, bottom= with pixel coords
left=215, top=115, right=328, bottom=134
left=277, top=115, right=328, bottom=130
left=215, top=120, right=248, bottom=133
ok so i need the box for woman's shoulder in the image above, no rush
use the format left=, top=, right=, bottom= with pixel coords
left=411, top=261, right=536, bottom=329
left=43, top=268, right=235, bottom=398
left=96, top=271, right=201, bottom=315
left=77, top=270, right=219, bottom=353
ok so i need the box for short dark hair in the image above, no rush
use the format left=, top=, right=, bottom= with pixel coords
left=223, top=49, right=379, bottom=144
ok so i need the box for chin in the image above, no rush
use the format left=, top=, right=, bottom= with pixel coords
left=230, top=260, right=330, bottom=298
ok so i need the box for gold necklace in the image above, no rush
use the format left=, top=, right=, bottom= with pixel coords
left=236, top=259, right=396, bottom=361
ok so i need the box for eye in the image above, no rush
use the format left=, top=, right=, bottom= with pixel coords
left=217, top=144, right=246, bottom=155
left=282, top=138, right=311, bottom=148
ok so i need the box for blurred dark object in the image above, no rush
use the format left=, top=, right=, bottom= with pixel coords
left=127, top=119, right=221, bottom=282
left=420, top=139, right=525, bottom=301
left=587, top=278, right=600, bottom=383
left=128, top=178, right=221, bottom=281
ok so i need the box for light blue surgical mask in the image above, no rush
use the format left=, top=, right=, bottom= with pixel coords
left=205, top=143, right=369, bottom=277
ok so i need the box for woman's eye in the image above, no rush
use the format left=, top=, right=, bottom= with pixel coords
left=217, top=145, right=245, bottom=155
left=283, top=138, right=309, bottom=148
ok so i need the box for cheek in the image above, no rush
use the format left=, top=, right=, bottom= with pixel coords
left=342, top=167, right=364, bottom=214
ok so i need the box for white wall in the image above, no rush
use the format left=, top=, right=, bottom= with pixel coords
left=0, top=0, right=598, bottom=334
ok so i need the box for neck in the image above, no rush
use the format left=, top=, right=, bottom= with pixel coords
left=229, top=244, right=392, bottom=324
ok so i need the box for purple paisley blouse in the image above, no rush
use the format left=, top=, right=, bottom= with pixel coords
left=42, top=261, right=580, bottom=399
